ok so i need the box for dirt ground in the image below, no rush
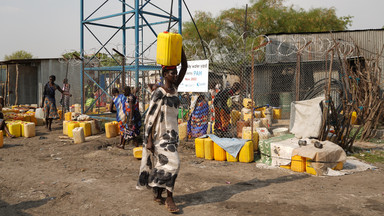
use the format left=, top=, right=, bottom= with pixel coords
left=0, top=120, right=384, bottom=216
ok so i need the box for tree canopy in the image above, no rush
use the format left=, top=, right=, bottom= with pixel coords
left=4, top=50, right=33, bottom=60
left=182, top=0, right=352, bottom=60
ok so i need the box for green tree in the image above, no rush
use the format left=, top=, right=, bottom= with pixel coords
left=182, top=0, right=352, bottom=60
left=62, top=51, right=80, bottom=60
left=4, top=50, right=33, bottom=60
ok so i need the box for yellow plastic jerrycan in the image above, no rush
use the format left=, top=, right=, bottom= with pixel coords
left=105, top=122, right=118, bottom=138
left=63, top=121, right=69, bottom=135
left=156, top=31, right=182, bottom=66
left=204, top=138, right=214, bottom=160
left=68, top=122, right=80, bottom=138
left=133, top=146, right=143, bottom=159
left=65, top=112, right=72, bottom=121
left=194, top=137, right=205, bottom=158
left=213, top=142, right=226, bottom=161
left=79, top=121, right=92, bottom=137
left=0, top=131, right=3, bottom=148
left=239, top=141, right=254, bottom=163
left=23, top=123, right=35, bottom=138
left=226, top=152, right=239, bottom=162
left=7, top=122, right=21, bottom=138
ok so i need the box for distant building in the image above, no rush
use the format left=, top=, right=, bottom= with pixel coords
left=0, top=58, right=81, bottom=106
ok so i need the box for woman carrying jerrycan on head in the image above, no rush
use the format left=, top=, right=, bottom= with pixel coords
left=137, top=31, right=187, bottom=213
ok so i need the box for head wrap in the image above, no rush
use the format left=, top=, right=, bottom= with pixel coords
left=161, top=65, right=177, bottom=70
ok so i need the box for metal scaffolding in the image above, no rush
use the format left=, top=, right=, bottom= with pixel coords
left=80, top=0, right=182, bottom=119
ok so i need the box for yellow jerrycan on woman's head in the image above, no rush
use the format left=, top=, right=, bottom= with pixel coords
left=156, top=31, right=182, bottom=66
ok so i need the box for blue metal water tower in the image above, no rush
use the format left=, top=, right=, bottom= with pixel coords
left=80, top=0, right=182, bottom=116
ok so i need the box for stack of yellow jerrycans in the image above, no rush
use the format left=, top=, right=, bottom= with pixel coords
left=62, top=112, right=95, bottom=144
left=195, top=137, right=254, bottom=163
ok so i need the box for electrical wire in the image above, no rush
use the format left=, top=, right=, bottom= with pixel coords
left=167, top=0, right=174, bottom=32
left=182, top=0, right=208, bottom=59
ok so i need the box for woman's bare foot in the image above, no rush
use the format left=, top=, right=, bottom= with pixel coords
left=165, top=197, right=179, bottom=213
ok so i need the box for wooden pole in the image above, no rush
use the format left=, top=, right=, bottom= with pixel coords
left=15, top=64, right=19, bottom=106
left=251, top=52, right=255, bottom=136
left=5, top=64, right=9, bottom=106
left=295, top=54, right=301, bottom=101
left=6, top=64, right=10, bottom=106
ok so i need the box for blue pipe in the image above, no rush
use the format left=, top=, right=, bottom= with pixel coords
left=123, top=0, right=126, bottom=57
left=83, top=10, right=135, bottom=23
left=80, top=0, right=84, bottom=114
left=141, top=11, right=178, bottom=20
left=135, top=0, right=139, bottom=89
left=124, top=20, right=171, bottom=30
left=178, top=0, right=182, bottom=34
left=84, top=65, right=161, bottom=71
left=88, top=115, right=115, bottom=121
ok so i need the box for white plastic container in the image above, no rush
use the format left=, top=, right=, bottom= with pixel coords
left=23, top=123, right=36, bottom=138
left=252, top=120, right=261, bottom=128
left=255, top=127, right=271, bottom=141
left=241, top=108, right=252, bottom=121
left=90, top=120, right=99, bottom=135
left=73, top=127, right=85, bottom=144
left=35, top=108, right=44, bottom=119
left=74, top=104, right=81, bottom=114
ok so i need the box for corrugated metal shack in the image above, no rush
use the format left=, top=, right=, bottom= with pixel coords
left=0, top=58, right=81, bottom=106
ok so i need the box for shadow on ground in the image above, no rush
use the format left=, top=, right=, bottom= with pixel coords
left=0, top=197, right=53, bottom=216
left=175, top=174, right=309, bottom=211
left=0, top=144, right=23, bottom=149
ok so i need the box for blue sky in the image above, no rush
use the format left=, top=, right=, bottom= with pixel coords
left=0, top=0, right=383, bottom=61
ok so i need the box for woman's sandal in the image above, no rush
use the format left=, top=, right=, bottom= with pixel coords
left=154, top=197, right=166, bottom=205
left=165, top=201, right=180, bottom=213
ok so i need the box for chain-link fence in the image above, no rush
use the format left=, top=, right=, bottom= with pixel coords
left=68, top=31, right=383, bottom=143
left=182, top=32, right=383, bottom=140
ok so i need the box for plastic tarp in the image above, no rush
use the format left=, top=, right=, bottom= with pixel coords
left=292, top=139, right=347, bottom=176
left=290, top=97, right=324, bottom=139
left=200, top=134, right=247, bottom=158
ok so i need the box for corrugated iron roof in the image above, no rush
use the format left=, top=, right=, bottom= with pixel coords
left=0, top=58, right=60, bottom=65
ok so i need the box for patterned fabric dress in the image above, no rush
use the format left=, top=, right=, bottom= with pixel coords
left=213, top=88, right=233, bottom=136
left=113, top=94, right=127, bottom=135
left=123, top=94, right=141, bottom=140
left=187, top=97, right=209, bottom=138
left=137, top=87, right=180, bottom=192
left=43, top=83, right=59, bottom=119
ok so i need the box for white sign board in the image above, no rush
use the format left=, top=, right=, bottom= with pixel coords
left=178, top=59, right=209, bottom=92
